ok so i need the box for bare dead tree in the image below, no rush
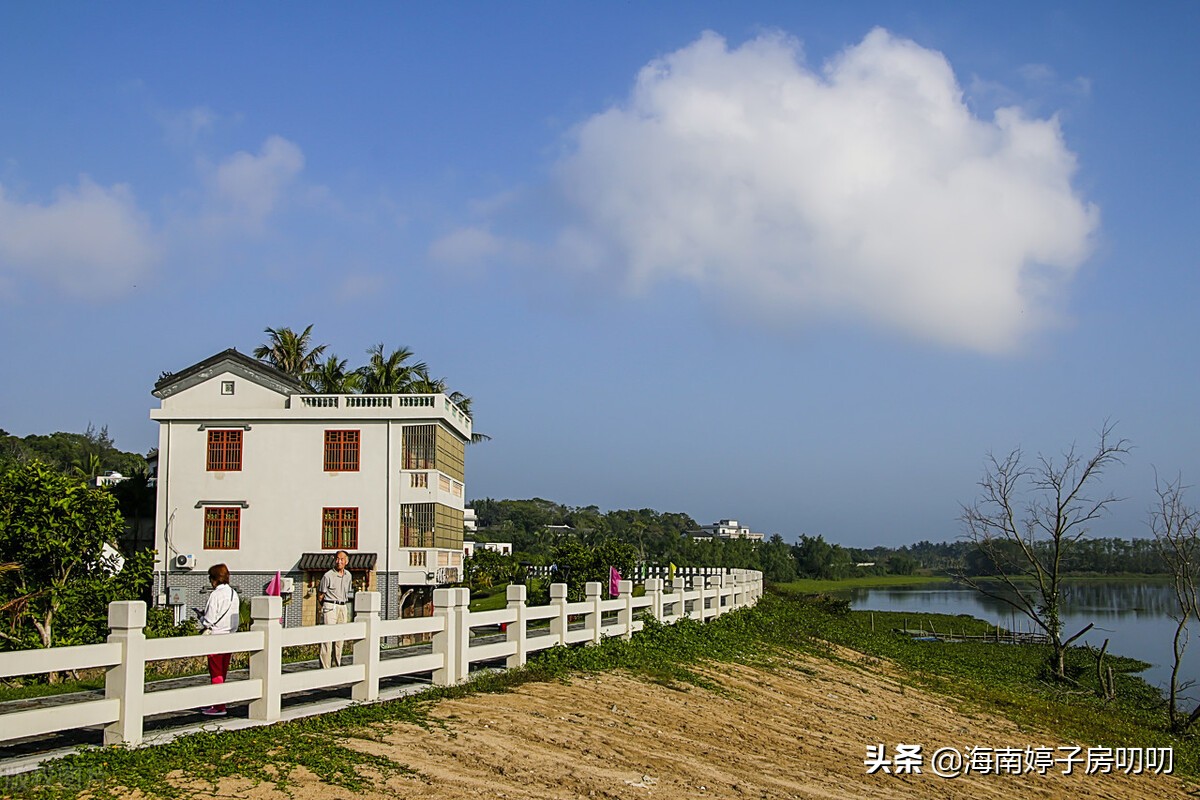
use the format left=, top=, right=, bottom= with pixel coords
left=1150, top=472, right=1200, bottom=733
left=956, top=421, right=1129, bottom=679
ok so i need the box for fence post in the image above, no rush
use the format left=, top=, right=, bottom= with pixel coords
left=549, top=582, right=568, bottom=646
left=585, top=582, right=602, bottom=644
left=352, top=591, right=382, bottom=702
left=617, top=579, right=634, bottom=639
left=714, top=574, right=727, bottom=617
left=645, top=577, right=663, bottom=622
left=693, top=575, right=705, bottom=620
left=433, top=587, right=466, bottom=686
left=506, top=584, right=528, bottom=668
left=249, top=595, right=283, bottom=722
left=104, top=600, right=146, bottom=746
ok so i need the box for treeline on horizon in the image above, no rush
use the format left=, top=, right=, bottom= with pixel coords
left=1, top=425, right=150, bottom=479
left=470, top=497, right=1171, bottom=580
left=0, top=426, right=1170, bottom=579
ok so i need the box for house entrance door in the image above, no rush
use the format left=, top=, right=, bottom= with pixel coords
left=303, top=570, right=322, bottom=625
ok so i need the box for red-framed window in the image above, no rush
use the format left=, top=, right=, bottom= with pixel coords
left=204, top=507, right=240, bottom=549
left=206, top=430, right=243, bottom=471
left=322, top=507, right=358, bottom=549
left=324, top=430, right=360, bottom=472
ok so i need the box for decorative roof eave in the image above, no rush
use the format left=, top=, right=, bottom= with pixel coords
left=153, top=348, right=307, bottom=400
left=297, top=552, right=378, bottom=571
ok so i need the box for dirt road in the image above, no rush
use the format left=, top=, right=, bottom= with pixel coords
left=185, top=651, right=1190, bottom=799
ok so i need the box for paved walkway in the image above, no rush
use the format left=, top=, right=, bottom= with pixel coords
left=0, top=629, right=537, bottom=774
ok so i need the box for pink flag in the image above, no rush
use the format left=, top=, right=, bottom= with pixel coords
left=265, top=570, right=285, bottom=624
left=609, top=566, right=621, bottom=598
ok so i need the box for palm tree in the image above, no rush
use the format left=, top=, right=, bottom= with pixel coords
left=254, top=325, right=327, bottom=379
left=356, top=343, right=427, bottom=394
left=305, top=353, right=362, bottom=394
left=72, top=452, right=104, bottom=481
left=407, top=365, right=447, bottom=395
left=447, top=391, right=492, bottom=444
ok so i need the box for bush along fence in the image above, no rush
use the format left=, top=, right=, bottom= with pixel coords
left=0, top=569, right=762, bottom=748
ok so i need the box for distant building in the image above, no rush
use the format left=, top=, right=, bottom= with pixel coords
left=464, top=507, right=478, bottom=533
left=93, top=471, right=128, bottom=489
left=463, top=540, right=513, bottom=558
left=688, top=519, right=766, bottom=542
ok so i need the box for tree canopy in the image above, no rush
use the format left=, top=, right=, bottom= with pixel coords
left=0, top=462, right=154, bottom=654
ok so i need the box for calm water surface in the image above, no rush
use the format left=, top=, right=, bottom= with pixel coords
left=847, top=580, right=1199, bottom=697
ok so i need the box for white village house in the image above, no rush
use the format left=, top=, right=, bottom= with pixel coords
left=150, top=348, right=471, bottom=627
left=688, top=519, right=766, bottom=542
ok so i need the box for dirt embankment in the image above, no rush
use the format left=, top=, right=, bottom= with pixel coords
left=192, top=651, right=1190, bottom=800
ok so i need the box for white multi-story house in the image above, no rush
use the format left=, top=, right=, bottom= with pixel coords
left=150, top=348, right=471, bottom=627
left=689, top=519, right=766, bottom=542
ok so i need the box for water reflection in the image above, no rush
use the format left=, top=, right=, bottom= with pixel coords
left=848, top=580, right=1198, bottom=696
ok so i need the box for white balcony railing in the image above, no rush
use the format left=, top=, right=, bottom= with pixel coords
left=290, top=394, right=471, bottom=439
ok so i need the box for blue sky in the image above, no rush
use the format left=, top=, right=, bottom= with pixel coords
left=2, top=3, right=1197, bottom=547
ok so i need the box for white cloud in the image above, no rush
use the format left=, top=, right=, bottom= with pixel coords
left=209, top=135, right=305, bottom=225
left=0, top=177, right=159, bottom=297
left=549, top=28, right=1098, bottom=353
left=158, top=105, right=218, bottom=147
left=429, top=226, right=508, bottom=265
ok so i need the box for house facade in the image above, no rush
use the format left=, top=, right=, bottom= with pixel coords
left=150, top=349, right=470, bottom=627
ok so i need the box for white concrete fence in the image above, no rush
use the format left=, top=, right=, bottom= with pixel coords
left=0, top=570, right=762, bottom=748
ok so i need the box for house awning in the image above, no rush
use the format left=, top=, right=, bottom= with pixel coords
left=297, top=552, right=378, bottom=571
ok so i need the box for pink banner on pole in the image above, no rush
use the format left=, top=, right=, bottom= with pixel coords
left=265, top=570, right=284, bottom=624
left=609, top=566, right=621, bottom=598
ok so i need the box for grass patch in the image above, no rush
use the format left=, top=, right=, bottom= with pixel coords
left=773, top=574, right=953, bottom=593
left=6, top=588, right=1197, bottom=797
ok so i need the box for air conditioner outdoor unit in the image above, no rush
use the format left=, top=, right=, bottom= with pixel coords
left=279, top=577, right=295, bottom=594
left=175, top=553, right=196, bottom=570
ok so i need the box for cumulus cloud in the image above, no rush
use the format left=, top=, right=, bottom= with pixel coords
left=210, top=135, right=305, bottom=225
left=551, top=28, right=1098, bottom=352
left=0, top=177, right=159, bottom=297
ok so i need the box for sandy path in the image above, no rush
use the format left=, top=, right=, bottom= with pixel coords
left=185, top=651, right=1189, bottom=800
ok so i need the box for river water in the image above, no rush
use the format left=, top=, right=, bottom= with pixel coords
left=845, top=580, right=1199, bottom=697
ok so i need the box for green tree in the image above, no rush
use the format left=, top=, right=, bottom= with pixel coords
left=254, top=324, right=328, bottom=378
left=305, top=353, right=362, bottom=394
left=759, top=534, right=798, bottom=583
left=356, top=343, right=426, bottom=394
left=465, top=548, right=518, bottom=591
left=549, top=537, right=638, bottom=600
left=0, top=463, right=155, bottom=657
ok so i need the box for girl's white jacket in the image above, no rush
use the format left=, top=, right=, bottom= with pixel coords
left=200, top=583, right=240, bottom=634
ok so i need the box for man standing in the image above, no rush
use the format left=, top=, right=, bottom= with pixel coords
left=318, top=550, right=353, bottom=668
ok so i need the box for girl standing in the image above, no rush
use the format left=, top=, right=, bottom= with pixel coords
left=199, top=563, right=239, bottom=716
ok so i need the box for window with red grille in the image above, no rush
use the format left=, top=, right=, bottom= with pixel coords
left=206, top=430, right=243, bottom=471
left=204, top=507, right=240, bottom=549
left=322, top=507, right=358, bottom=549
left=324, top=430, right=360, bottom=472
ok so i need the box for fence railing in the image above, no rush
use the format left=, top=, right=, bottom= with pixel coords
left=0, top=570, right=762, bottom=748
